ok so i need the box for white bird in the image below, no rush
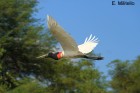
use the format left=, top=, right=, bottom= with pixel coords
left=37, top=15, right=103, bottom=60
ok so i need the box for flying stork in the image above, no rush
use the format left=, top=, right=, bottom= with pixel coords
left=37, top=15, right=103, bottom=60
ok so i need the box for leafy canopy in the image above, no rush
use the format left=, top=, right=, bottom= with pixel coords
left=108, top=56, right=140, bottom=93
left=0, top=0, right=107, bottom=93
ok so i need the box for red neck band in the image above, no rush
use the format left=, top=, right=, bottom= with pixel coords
left=57, top=52, right=62, bottom=59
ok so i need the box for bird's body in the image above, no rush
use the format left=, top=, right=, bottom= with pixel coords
left=37, top=15, right=103, bottom=60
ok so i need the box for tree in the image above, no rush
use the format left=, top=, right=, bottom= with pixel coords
left=45, top=59, right=107, bottom=93
left=7, top=78, right=47, bottom=93
left=108, top=56, right=140, bottom=93
left=0, top=0, right=107, bottom=92
left=0, top=0, right=56, bottom=88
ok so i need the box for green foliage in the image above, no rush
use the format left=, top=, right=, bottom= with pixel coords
left=108, top=56, right=140, bottom=93
left=0, top=84, right=8, bottom=93
left=45, top=59, right=107, bottom=93
left=0, top=0, right=55, bottom=89
left=7, top=78, right=46, bottom=93
left=0, top=0, right=107, bottom=93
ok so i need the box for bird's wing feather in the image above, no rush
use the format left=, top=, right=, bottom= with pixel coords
left=47, top=15, right=80, bottom=56
left=78, top=34, right=98, bottom=54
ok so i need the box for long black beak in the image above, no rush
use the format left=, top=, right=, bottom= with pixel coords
left=36, top=54, right=48, bottom=58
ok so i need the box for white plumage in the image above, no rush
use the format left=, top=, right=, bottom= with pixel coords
left=78, top=34, right=98, bottom=54
left=47, top=15, right=99, bottom=56
left=37, top=15, right=103, bottom=60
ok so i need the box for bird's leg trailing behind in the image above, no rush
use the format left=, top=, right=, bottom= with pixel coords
left=84, top=55, right=104, bottom=60
left=37, top=52, right=63, bottom=60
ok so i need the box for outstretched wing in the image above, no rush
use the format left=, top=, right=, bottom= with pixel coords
left=47, top=15, right=80, bottom=56
left=78, top=34, right=98, bottom=54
